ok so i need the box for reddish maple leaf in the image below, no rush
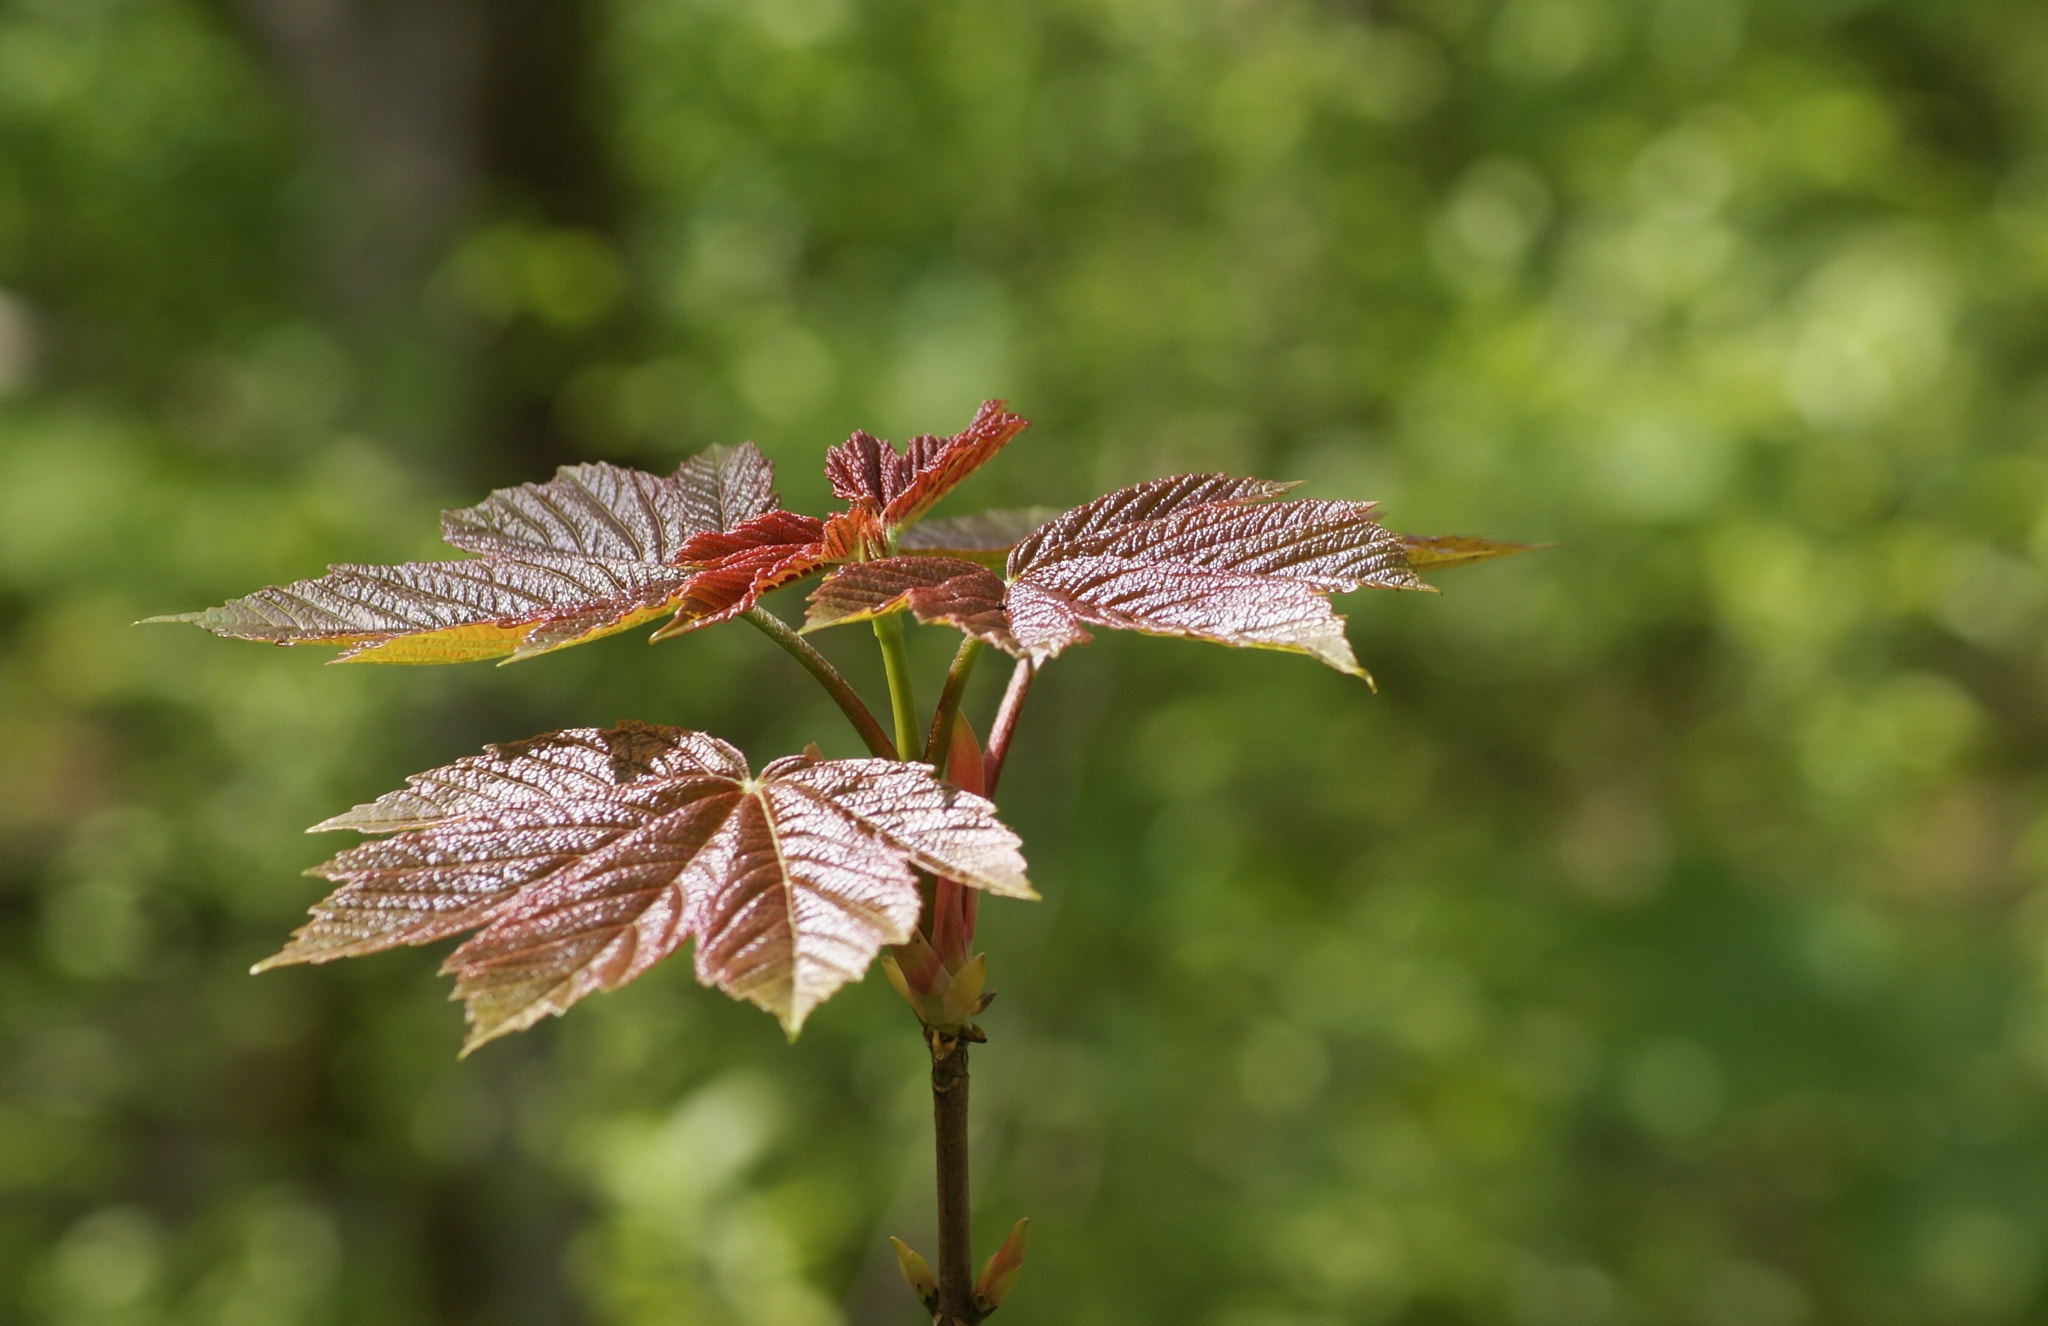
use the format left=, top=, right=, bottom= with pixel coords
left=262, top=721, right=1032, bottom=1048
left=804, top=473, right=1431, bottom=676
left=895, top=503, right=1535, bottom=575
left=824, top=400, right=1029, bottom=535
left=150, top=446, right=776, bottom=663
left=650, top=506, right=888, bottom=640
left=804, top=555, right=1019, bottom=650
left=651, top=400, right=1027, bottom=639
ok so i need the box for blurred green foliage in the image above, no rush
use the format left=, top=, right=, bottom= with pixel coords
left=4, top=0, right=2048, bottom=1323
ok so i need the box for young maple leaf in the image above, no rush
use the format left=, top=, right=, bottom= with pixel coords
left=648, top=505, right=889, bottom=639
left=651, top=401, right=1029, bottom=639
left=908, top=507, right=1538, bottom=574
left=802, top=474, right=1427, bottom=676
left=148, top=445, right=775, bottom=663
left=802, top=476, right=1541, bottom=677
left=261, top=722, right=1033, bottom=1050
left=823, top=399, right=1030, bottom=535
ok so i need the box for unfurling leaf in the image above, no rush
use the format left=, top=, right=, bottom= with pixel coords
left=824, top=399, right=1029, bottom=535
left=263, top=721, right=1033, bottom=1049
left=149, top=446, right=776, bottom=663
left=651, top=506, right=886, bottom=640
left=804, top=473, right=1424, bottom=678
left=651, top=401, right=1029, bottom=639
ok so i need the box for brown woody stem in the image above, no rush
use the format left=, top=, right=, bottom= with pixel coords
left=924, top=636, right=986, bottom=767
left=740, top=607, right=897, bottom=759
left=981, top=657, right=1036, bottom=795
left=929, top=1028, right=980, bottom=1324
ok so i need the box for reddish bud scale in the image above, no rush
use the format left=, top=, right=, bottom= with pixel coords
left=973, top=1217, right=1030, bottom=1312
left=931, top=716, right=987, bottom=970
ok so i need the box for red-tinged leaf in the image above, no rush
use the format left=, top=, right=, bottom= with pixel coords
left=264, top=725, right=748, bottom=965
left=1007, top=474, right=1296, bottom=569
left=802, top=556, right=1015, bottom=650
left=1007, top=555, right=1372, bottom=674
left=441, top=447, right=772, bottom=561
left=823, top=400, right=1029, bottom=533
left=150, top=448, right=777, bottom=663
left=261, top=722, right=1033, bottom=1049
left=895, top=507, right=1063, bottom=562
left=1400, top=532, right=1547, bottom=570
left=994, top=476, right=1423, bottom=676
left=801, top=481, right=1429, bottom=677
left=654, top=505, right=888, bottom=639
left=1034, top=497, right=1418, bottom=592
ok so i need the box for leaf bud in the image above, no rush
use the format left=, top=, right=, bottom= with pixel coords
left=882, top=931, right=953, bottom=1025
left=889, top=1236, right=938, bottom=1310
left=972, top=1217, right=1030, bottom=1313
left=939, top=952, right=987, bottom=1028
left=931, top=876, right=974, bottom=971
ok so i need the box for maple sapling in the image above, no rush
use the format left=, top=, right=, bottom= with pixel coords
left=153, top=400, right=1530, bottom=1323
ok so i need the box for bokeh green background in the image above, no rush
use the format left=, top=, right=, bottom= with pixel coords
left=5, top=0, right=2048, bottom=1322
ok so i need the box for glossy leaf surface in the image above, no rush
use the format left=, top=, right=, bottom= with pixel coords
left=804, top=474, right=1424, bottom=677
left=804, top=556, right=1013, bottom=649
left=653, top=506, right=888, bottom=638
left=264, top=722, right=1032, bottom=1048
left=823, top=399, right=1029, bottom=533
left=153, top=447, right=776, bottom=662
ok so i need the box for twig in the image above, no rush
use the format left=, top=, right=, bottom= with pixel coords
left=740, top=607, right=896, bottom=759
left=981, top=657, right=1036, bottom=795
left=924, top=636, right=985, bottom=767
left=929, top=1028, right=981, bottom=1324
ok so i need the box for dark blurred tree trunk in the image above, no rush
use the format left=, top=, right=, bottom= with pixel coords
left=218, top=2, right=617, bottom=1322
left=229, top=0, right=620, bottom=483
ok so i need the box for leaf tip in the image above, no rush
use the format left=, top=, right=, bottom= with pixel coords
left=456, top=1024, right=507, bottom=1059
left=647, top=616, right=687, bottom=643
